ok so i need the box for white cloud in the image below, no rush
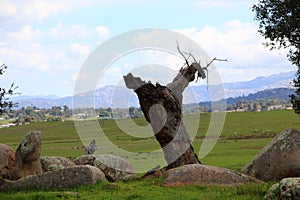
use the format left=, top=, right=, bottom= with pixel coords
left=95, top=26, right=110, bottom=38
left=0, top=20, right=108, bottom=77
left=175, top=20, right=294, bottom=82
left=27, top=52, right=50, bottom=70
left=22, top=1, right=69, bottom=20
left=195, top=0, right=256, bottom=8
left=0, top=1, right=294, bottom=96
left=0, top=0, right=70, bottom=26
left=0, top=0, right=16, bottom=17
left=50, top=23, right=90, bottom=42
left=0, top=0, right=130, bottom=27
left=0, top=44, right=50, bottom=70
left=70, top=43, right=91, bottom=58
left=8, top=25, right=42, bottom=43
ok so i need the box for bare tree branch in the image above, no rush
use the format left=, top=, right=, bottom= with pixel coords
left=176, top=40, right=189, bottom=67
left=204, top=57, right=228, bottom=69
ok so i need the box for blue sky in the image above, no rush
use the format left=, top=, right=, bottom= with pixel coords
left=0, top=0, right=296, bottom=97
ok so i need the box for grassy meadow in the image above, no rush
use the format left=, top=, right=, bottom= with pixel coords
left=0, top=110, right=299, bottom=199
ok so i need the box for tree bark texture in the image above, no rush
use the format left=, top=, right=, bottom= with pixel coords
left=123, top=64, right=201, bottom=169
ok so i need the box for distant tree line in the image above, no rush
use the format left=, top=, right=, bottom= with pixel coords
left=0, top=97, right=292, bottom=125
left=3, top=105, right=72, bottom=124
left=1, top=105, right=145, bottom=124
left=183, top=98, right=292, bottom=113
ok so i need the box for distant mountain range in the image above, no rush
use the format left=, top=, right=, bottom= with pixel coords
left=198, top=87, right=294, bottom=108
left=11, top=71, right=296, bottom=109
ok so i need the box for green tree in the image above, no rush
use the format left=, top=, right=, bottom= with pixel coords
left=50, top=106, right=62, bottom=117
left=63, top=105, right=71, bottom=117
left=252, top=0, right=300, bottom=115
left=253, top=102, right=261, bottom=112
left=0, top=64, right=18, bottom=114
left=128, top=107, right=136, bottom=117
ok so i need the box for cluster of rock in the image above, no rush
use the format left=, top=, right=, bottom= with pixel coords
left=143, top=128, right=300, bottom=198
left=0, top=131, right=137, bottom=191
left=1, top=128, right=300, bottom=199
left=40, top=154, right=137, bottom=182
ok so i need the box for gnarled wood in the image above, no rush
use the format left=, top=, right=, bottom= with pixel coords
left=123, top=60, right=203, bottom=169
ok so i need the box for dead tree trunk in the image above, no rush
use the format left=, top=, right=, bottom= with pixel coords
left=123, top=53, right=208, bottom=169
left=123, top=43, right=227, bottom=171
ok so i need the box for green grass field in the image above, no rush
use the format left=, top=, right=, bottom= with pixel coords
left=0, top=110, right=299, bottom=199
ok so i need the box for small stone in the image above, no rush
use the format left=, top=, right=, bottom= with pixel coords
left=73, top=155, right=96, bottom=166
left=84, top=139, right=96, bottom=155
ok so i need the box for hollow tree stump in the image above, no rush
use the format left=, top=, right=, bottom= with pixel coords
left=123, top=61, right=203, bottom=169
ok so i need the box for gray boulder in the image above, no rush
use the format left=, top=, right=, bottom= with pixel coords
left=74, top=154, right=137, bottom=182
left=242, top=129, right=300, bottom=181
left=94, top=154, right=137, bottom=182
left=265, top=177, right=300, bottom=200
left=13, top=131, right=43, bottom=180
left=0, top=165, right=105, bottom=191
left=163, top=164, right=261, bottom=187
left=0, top=143, right=15, bottom=179
left=40, top=156, right=75, bottom=172
left=73, top=154, right=137, bottom=182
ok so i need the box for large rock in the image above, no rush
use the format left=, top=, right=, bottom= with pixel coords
left=73, top=154, right=137, bottom=182
left=265, top=177, right=300, bottom=200
left=163, top=164, right=261, bottom=187
left=0, top=143, right=15, bottom=179
left=41, top=156, right=75, bottom=172
left=242, top=129, right=300, bottom=181
left=94, top=154, right=137, bottom=181
left=0, top=165, right=105, bottom=191
left=13, top=131, right=43, bottom=180
left=73, top=155, right=96, bottom=166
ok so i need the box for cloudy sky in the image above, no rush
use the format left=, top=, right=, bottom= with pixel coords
left=0, top=0, right=296, bottom=97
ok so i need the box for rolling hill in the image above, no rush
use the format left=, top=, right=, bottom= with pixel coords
left=11, top=71, right=296, bottom=109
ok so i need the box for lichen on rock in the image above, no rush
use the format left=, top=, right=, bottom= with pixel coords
left=13, top=131, right=43, bottom=180
left=242, top=128, right=300, bottom=181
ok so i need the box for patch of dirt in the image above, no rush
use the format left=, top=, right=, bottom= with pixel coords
left=196, top=133, right=277, bottom=141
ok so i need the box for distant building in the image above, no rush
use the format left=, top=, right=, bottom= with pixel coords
left=235, top=108, right=247, bottom=112
left=285, top=106, right=293, bottom=110
left=74, top=113, right=87, bottom=119
left=0, top=123, right=16, bottom=128
left=98, top=114, right=112, bottom=120
left=268, top=105, right=283, bottom=111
